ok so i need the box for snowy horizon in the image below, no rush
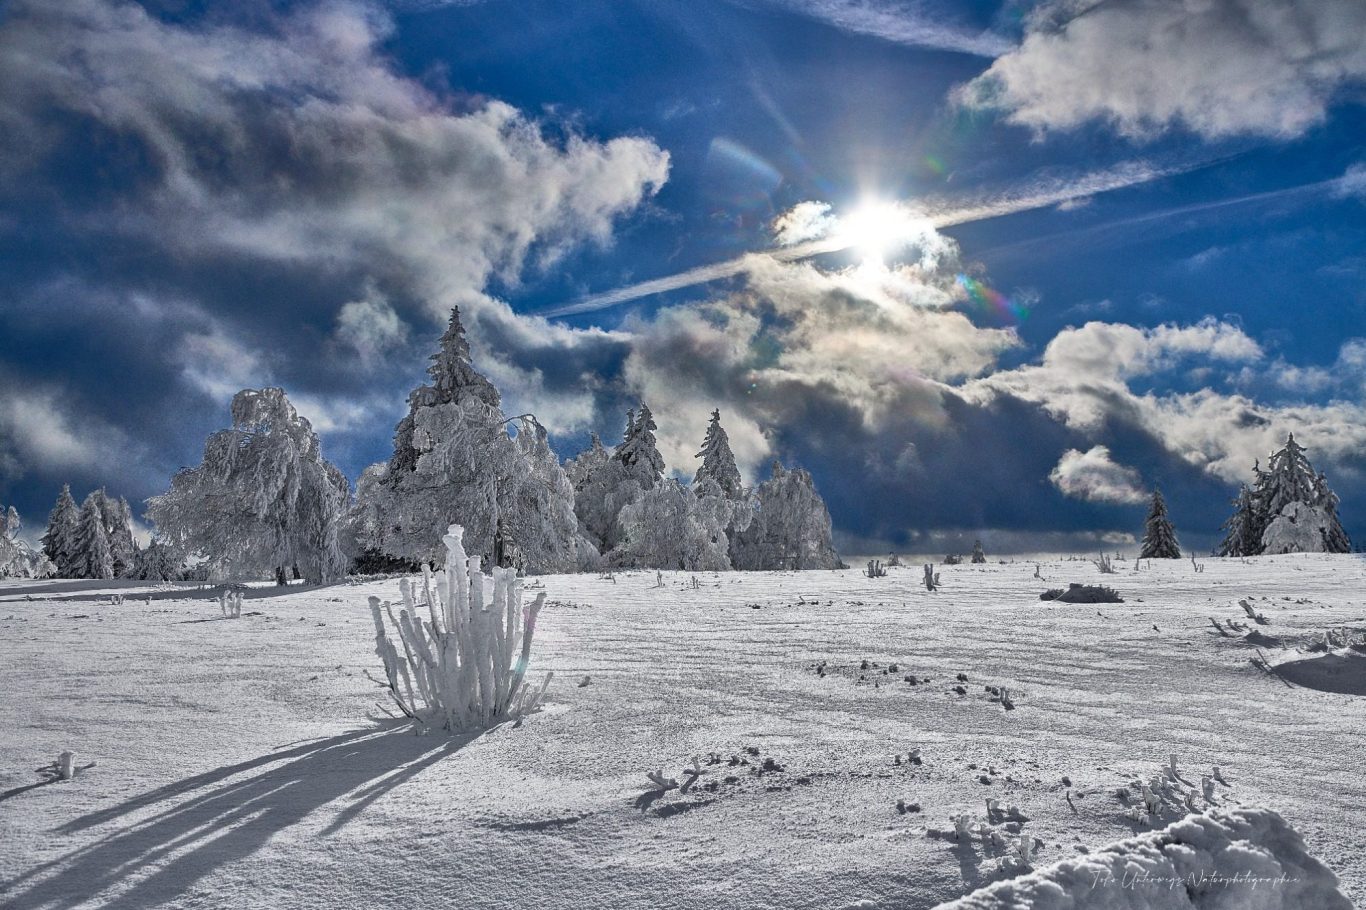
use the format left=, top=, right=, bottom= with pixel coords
left=2, top=0, right=1366, bottom=555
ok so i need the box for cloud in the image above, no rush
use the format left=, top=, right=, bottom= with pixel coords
left=958, top=0, right=1366, bottom=140
left=334, top=289, right=411, bottom=364
left=1337, top=163, right=1366, bottom=200
left=0, top=0, right=669, bottom=322
left=735, top=0, right=1011, bottom=57
left=1049, top=446, right=1147, bottom=504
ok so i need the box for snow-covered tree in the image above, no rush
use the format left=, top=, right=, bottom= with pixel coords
left=731, top=460, right=842, bottom=570
left=1255, top=434, right=1350, bottom=554
left=134, top=538, right=183, bottom=581
left=104, top=495, right=138, bottom=577
left=1138, top=487, right=1181, bottom=559
left=41, top=485, right=81, bottom=577
left=565, top=433, right=609, bottom=491
left=1215, top=484, right=1261, bottom=557
left=147, top=387, right=350, bottom=584
left=349, top=307, right=592, bottom=573
left=573, top=404, right=666, bottom=555
left=694, top=410, right=743, bottom=497
left=0, top=505, right=55, bottom=578
left=74, top=492, right=115, bottom=579
left=971, top=539, right=986, bottom=564
left=1217, top=434, right=1352, bottom=556
left=614, top=479, right=732, bottom=570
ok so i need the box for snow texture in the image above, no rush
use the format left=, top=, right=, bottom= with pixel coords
left=1, top=554, right=1364, bottom=909
left=934, top=807, right=1351, bottom=910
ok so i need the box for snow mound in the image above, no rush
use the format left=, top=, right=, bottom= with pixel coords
left=932, top=807, right=1351, bottom=910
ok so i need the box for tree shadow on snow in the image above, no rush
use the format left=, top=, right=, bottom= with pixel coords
left=0, top=722, right=472, bottom=910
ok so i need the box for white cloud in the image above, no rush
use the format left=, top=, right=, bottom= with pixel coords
left=0, top=382, right=137, bottom=481
left=739, top=0, right=1011, bottom=57
left=1049, top=446, right=1146, bottom=504
left=958, top=0, right=1366, bottom=140
left=1337, top=163, right=1366, bottom=200
left=334, top=289, right=410, bottom=364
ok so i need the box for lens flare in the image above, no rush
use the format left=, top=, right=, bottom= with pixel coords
left=955, top=273, right=1029, bottom=323
left=836, top=201, right=933, bottom=265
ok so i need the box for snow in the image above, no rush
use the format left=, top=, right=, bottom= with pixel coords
left=936, top=807, right=1351, bottom=909
left=2, top=554, right=1363, bottom=909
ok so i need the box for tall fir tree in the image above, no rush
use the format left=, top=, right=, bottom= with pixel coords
left=42, top=484, right=81, bottom=576
left=694, top=410, right=743, bottom=497
left=1139, top=487, right=1181, bottom=559
left=730, top=459, right=843, bottom=570
left=75, top=492, right=114, bottom=579
left=616, top=401, right=665, bottom=484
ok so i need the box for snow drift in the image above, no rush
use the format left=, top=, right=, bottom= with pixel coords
left=933, top=807, right=1351, bottom=910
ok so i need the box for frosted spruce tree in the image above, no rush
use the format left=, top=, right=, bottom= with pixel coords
left=1138, top=487, right=1182, bottom=559
left=147, top=387, right=350, bottom=584
left=1256, top=434, right=1350, bottom=554
left=349, top=307, right=592, bottom=573
left=730, top=459, right=842, bottom=570
left=565, top=433, right=609, bottom=491
left=694, top=410, right=743, bottom=497
left=0, top=505, right=54, bottom=578
left=1215, top=484, right=1262, bottom=558
left=41, top=485, right=81, bottom=577
left=573, top=404, right=667, bottom=555
left=74, top=492, right=115, bottom=579
left=134, top=538, right=183, bottom=581
left=971, top=539, right=987, bottom=564
left=614, top=479, right=733, bottom=570
left=103, top=495, right=138, bottom=578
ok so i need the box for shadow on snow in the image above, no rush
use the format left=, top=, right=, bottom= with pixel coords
left=1, top=722, right=471, bottom=910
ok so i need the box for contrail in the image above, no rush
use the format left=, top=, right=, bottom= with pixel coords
left=540, top=159, right=1199, bottom=318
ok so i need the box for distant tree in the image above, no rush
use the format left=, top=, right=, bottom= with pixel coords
left=971, top=539, right=987, bottom=564
left=615, top=479, right=732, bottom=570
left=103, top=495, right=138, bottom=577
left=1256, top=434, right=1350, bottom=554
left=731, top=460, right=843, bottom=570
left=617, top=401, right=665, bottom=485
left=74, top=492, right=115, bottom=579
left=1138, top=487, right=1181, bottom=559
left=134, top=538, right=183, bottom=581
left=565, top=433, right=609, bottom=491
left=694, top=410, right=743, bottom=498
left=0, top=504, right=55, bottom=578
left=42, top=485, right=81, bottom=577
left=1215, top=484, right=1261, bottom=557
left=147, top=387, right=350, bottom=584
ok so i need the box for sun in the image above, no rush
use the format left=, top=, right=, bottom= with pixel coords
left=835, top=201, right=926, bottom=266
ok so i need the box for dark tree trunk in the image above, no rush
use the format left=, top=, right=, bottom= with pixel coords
left=275, top=566, right=287, bottom=586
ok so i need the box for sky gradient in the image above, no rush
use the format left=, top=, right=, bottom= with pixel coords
left=1, top=0, right=1364, bottom=555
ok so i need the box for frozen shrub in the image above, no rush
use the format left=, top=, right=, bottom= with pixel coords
left=369, top=523, right=552, bottom=731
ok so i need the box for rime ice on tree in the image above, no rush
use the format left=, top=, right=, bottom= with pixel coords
left=147, top=387, right=350, bottom=584
left=731, top=459, right=843, bottom=570
left=350, top=306, right=595, bottom=573
left=1216, top=434, right=1350, bottom=556
left=694, top=409, right=743, bottom=498
left=1139, top=487, right=1181, bottom=559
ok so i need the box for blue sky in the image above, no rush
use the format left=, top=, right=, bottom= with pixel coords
left=1, top=0, right=1364, bottom=554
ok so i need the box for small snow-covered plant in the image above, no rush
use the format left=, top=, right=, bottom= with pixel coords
left=219, top=590, right=243, bottom=618
left=369, top=523, right=551, bottom=731
left=58, top=750, right=77, bottom=781
left=952, top=813, right=976, bottom=840
left=866, top=559, right=887, bottom=578
left=887, top=553, right=902, bottom=567
left=1191, top=554, right=1205, bottom=573
left=1093, top=552, right=1114, bottom=574
left=1015, top=835, right=1037, bottom=865
left=1166, top=753, right=1179, bottom=781
left=923, top=564, right=939, bottom=591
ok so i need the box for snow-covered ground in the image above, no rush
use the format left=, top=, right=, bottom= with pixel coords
left=2, top=555, right=1363, bottom=909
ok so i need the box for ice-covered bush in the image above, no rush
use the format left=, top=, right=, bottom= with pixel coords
left=934, top=807, right=1351, bottom=910
left=369, top=523, right=552, bottom=731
